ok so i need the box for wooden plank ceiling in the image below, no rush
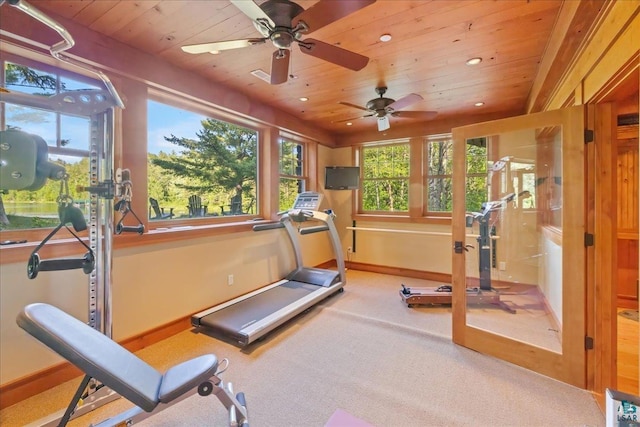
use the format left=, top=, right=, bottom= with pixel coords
left=24, top=0, right=565, bottom=138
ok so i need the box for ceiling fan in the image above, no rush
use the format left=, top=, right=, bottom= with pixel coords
left=337, top=86, right=438, bottom=131
left=181, top=0, right=376, bottom=85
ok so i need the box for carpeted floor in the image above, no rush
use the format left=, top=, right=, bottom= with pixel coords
left=0, top=270, right=605, bottom=426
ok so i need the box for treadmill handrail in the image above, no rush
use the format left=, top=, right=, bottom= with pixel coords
left=252, top=222, right=285, bottom=232
left=284, top=209, right=346, bottom=285
left=298, top=225, right=329, bottom=235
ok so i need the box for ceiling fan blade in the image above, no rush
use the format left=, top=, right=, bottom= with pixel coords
left=338, top=101, right=370, bottom=112
left=298, top=39, right=368, bottom=71
left=230, top=0, right=274, bottom=27
left=333, top=113, right=374, bottom=123
left=386, top=93, right=423, bottom=111
left=293, top=0, right=376, bottom=34
left=377, top=116, right=390, bottom=131
left=181, top=38, right=266, bottom=54
left=270, top=49, right=290, bottom=85
left=393, top=110, right=438, bottom=120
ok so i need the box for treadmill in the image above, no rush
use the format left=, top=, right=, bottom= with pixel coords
left=191, top=192, right=346, bottom=346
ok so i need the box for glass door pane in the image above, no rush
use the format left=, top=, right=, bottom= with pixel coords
left=451, top=106, right=586, bottom=387
left=464, top=128, right=562, bottom=353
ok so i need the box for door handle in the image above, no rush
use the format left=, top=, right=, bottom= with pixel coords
left=454, top=241, right=474, bottom=253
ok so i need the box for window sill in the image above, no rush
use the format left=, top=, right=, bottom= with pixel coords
left=0, top=218, right=270, bottom=265
left=119, top=218, right=264, bottom=248
left=353, top=214, right=452, bottom=225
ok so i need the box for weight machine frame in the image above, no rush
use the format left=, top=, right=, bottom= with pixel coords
left=2, top=91, right=122, bottom=427
left=1, top=0, right=126, bottom=424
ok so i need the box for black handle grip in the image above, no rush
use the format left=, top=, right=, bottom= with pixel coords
left=252, top=222, right=285, bottom=232
left=116, top=223, right=144, bottom=235
left=27, top=252, right=94, bottom=279
left=299, top=225, right=329, bottom=235
left=38, top=258, right=87, bottom=271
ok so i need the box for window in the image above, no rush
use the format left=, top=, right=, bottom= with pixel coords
left=465, top=138, right=488, bottom=213
left=425, top=138, right=453, bottom=213
left=278, top=139, right=305, bottom=211
left=361, top=143, right=410, bottom=212
left=147, top=98, right=258, bottom=221
left=1, top=59, right=101, bottom=231
left=424, top=136, right=488, bottom=215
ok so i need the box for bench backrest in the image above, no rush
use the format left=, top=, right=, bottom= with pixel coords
left=17, top=303, right=163, bottom=412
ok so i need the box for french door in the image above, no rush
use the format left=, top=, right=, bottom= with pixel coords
left=451, top=106, right=586, bottom=387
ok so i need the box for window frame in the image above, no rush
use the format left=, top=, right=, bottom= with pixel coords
left=0, top=47, right=329, bottom=265
left=358, top=141, right=411, bottom=215
left=423, top=135, right=455, bottom=218
left=354, top=134, right=495, bottom=225
left=278, top=137, right=307, bottom=212
left=0, top=53, right=105, bottom=240
left=145, top=89, right=263, bottom=229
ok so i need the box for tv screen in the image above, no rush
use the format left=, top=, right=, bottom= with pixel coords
left=324, top=166, right=360, bottom=190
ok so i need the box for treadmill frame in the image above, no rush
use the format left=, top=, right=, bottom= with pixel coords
left=192, top=192, right=345, bottom=346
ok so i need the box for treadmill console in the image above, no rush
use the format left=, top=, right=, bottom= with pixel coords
left=292, top=192, right=323, bottom=210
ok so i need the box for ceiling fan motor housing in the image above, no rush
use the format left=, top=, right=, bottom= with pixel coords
left=366, top=97, right=395, bottom=116
left=257, top=0, right=306, bottom=48
left=261, top=0, right=304, bottom=27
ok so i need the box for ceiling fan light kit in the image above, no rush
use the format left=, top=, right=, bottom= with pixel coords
left=181, top=0, right=377, bottom=85
left=338, top=86, right=438, bottom=131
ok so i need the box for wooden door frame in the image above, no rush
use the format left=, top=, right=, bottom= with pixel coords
left=585, top=64, right=639, bottom=408
left=451, top=106, right=587, bottom=387
left=586, top=103, right=618, bottom=407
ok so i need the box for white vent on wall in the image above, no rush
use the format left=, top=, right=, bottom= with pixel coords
left=250, top=69, right=271, bottom=83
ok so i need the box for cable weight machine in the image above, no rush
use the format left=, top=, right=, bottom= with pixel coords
left=2, top=2, right=249, bottom=425
left=0, top=0, right=122, bottom=423
left=0, top=91, right=125, bottom=425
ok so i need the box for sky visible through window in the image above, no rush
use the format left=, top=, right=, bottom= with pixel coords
left=4, top=63, right=202, bottom=160
left=5, top=65, right=102, bottom=164
left=147, top=100, right=206, bottom=155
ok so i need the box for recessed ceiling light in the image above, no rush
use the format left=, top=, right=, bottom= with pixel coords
left=379, top=34, right=392, bottom=42
left=299, top=97, right=309, bottom=102
left=346, top=122, right=353, bottom=126
left=466, top=57, right=482, bottom=65
left=474, top=102, right=485, bottom=107
left=209, top=50, right=220, bottom=55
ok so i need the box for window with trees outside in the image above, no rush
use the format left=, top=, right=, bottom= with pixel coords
left=425, top=136, right=488, bottom=215
left=361, top=143, right=410, bottom=212
left=147, top=99, right=258, bottom=222
left=1, top=58, right=101, bottom=231
left=279, top=139, right=305, bottom=212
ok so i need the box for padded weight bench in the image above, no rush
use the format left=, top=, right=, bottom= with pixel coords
left=17, top=303, right=249, bottom=426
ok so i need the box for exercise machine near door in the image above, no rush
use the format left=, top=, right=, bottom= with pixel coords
left=399, top=193, right=520, bottom=313
left=192, top=191, right=345, bottom=346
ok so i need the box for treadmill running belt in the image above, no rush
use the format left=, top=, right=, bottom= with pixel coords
left=199, top=281, right=318, bottom=337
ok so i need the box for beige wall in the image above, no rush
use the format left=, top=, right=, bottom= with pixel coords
left=319, top=145, right=355, bottom=256
left=0, top=225, right=339, bottom=384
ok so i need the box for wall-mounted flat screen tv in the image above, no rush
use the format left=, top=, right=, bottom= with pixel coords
left=324, top=166, right=360, bottom=190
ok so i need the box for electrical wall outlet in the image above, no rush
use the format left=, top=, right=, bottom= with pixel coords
left=499, top=262, right=506, bottom=271
left=227, top=274, right=234, bottom=285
